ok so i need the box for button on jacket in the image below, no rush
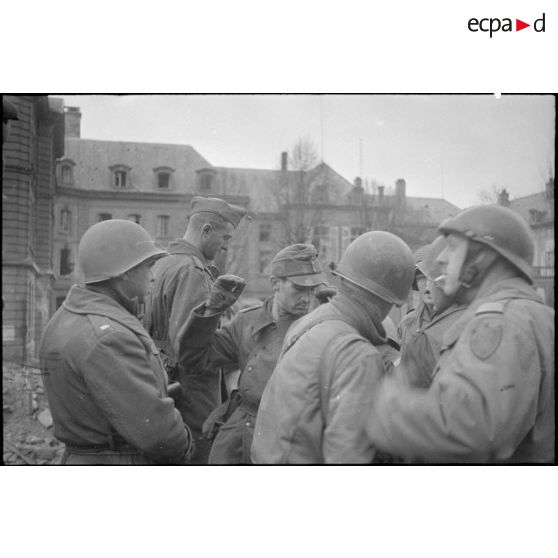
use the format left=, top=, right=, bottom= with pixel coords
left=144, top=239, right=221, bottom=461
left=366, top=277, right=555, bottom=463
left=252, top=293, right=392, bottom=464
left=177, top=296, right=298, bottom=463
left=39, top=284, right=191, bottom=465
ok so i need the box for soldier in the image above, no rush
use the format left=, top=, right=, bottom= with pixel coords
left=396, top=236, right=467, bottom=388
left=252, top=231, right=415, bottom=464
left=397, top=244, right=433, bottom=347
left=39, top=220, right=193, bottom=464
left=175, top=244, right=327, bottom=464
left=144, top=196, right=248, bottom=463
left=365, top=205, right=555, bottom=463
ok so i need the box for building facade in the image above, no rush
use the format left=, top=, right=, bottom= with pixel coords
left=2, top=95, right=65, bottom=364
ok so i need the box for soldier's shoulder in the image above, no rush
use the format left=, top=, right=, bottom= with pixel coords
left=86, top=314, right=118, bottom=338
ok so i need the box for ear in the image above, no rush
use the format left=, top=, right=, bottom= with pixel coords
left=270, top=276, right=279, bottom=291
left=202, top=223, right=212, bottom=236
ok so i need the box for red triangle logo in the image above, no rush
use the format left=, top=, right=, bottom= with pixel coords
left=516, top=19, right=530, bottom=31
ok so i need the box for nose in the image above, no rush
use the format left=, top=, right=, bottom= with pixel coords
left=436, top=246, right=449, bottom=266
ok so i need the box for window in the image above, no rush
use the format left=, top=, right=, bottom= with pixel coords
left=60, top=247, right=73, bottom=276
left=259, top=223, right=272, bottom=242
left=61, top=165, right=73, bottom=185
left=259, top=248, right=273, bottom=274
left=110, top=164, right=132, bottom=189
left=60, top=208, right=71, bottom=233
left=158, top=172, right=170, bottom=189
left=114, top=170, right=127, bottom=188
left=157, top=215, right=170, bottom=238
left=98, top=213, right=112, bottom=221
left=200, top=173, right=212, bottom=191
left=128, top=214, right=141, bottom=224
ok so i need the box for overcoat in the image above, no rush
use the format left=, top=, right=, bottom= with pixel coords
left=39, top=285, right=192, bottom=465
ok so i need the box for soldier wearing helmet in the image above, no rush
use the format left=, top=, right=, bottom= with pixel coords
left=396, top=236, right=468, bottom=388
left=397, top=244, right=434, bottom=348
left=252, top=231, right=415, bottom=464
left=143, top=196, right=249, bottom=464
left=39, top=220, right=194, bottom=464
left=366, top=205, right=555, bottom=463
left=174, top=243, right=329, bottom=464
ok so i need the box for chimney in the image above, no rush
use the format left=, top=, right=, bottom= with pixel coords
left=281, top=151, right=288, bottom=172
left=64, top=106, right=81, bottom=138
left=497, top=188, right=510, bottom=207
left=395, top=178, right=406, bottom=199
left=378, top=185, right=385, bottom=203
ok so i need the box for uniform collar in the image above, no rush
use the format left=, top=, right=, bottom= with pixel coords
left=63, top=284, right=151, bottom=340
left=328, top=293, right=387, bottom=345
left=167, top=239, right=207, bottom=262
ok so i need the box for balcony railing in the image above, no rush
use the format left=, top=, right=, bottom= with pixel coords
left=533, top=266, right=554, bottom=278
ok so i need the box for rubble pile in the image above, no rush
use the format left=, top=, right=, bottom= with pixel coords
left=3, top=362, right=64, bottom=465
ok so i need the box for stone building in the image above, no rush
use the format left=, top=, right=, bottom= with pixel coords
left=498, top=181, right=555, bottom=307
left=2, top=95, right=65, bottom=364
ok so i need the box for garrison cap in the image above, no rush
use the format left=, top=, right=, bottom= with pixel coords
left=190, top=196, right=249, bottom=228
left=271, top=243, right=326, bottom=287
left=3, top=99, right=20, bottom=121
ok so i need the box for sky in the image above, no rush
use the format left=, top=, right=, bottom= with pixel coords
left=59, top=94, right=555, bottom=210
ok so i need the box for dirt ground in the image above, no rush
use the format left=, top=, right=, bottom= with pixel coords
left=3, top=361, right=65, bottom=465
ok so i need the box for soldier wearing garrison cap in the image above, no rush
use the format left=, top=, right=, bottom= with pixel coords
left=175, top=243, right=329, bottom=464
left=144, top=195, right=248, bottom=464
left=365, top=205, right=554, bottom=463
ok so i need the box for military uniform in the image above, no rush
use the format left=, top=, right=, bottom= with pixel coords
left=144, top=239, right=220, bottom=464
left=252, top=293, right=393, bottom=464
left=397, top=300, right=433, bottom=348
left=39, top=284, right=192, bottom=465
left=366, top=278, right=555, bottom=463
left=397, top=303, right=467, bottom=387
left=179, top=296, right=299, bottom=463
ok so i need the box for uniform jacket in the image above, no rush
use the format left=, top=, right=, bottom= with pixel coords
left=366, top=277, right=555, bottom=463
left=398, top=304, right=467, bottom=388
left=177, top=296, right=298, bottom=463
left=144, top=239, right=222, bottom=452
left=397, top=301, right=433, bottom=348
left=252, top=293, right=392, bottom=464
left=39, top=284, right=191, bottom=464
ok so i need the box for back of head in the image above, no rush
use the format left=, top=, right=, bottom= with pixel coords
left=439, top=204, right=535, bottom=283
left=332, top=231, right=415, bottom=306
left=78, top=219, right=166, bottom=284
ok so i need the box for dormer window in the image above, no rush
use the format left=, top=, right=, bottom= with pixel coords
left=196, top=168, right=217, bottom=192
left=153, top=167, right=175, bottom=190
left=57, top=158, right=76, bottom=186
left=109, top=165, right=132, bottom=189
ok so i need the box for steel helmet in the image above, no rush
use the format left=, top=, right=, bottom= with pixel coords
left=438, top=205, right=535, bottom=283
left=78, top=219, right=167, bottom=284
left=416, top=236, right=447, bottom=281
left=332, top=231, right=415, bottom=305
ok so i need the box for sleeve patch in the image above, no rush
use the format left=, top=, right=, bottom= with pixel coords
left=470, top=320, right=503, bottom=360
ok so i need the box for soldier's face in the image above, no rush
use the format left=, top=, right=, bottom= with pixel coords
left=436, top=234, right=468, bottom=297
left=124, top=258, right=156, bottom=304
left=202, top=223, right=234, bottom=261
left=416, top=275, right=433, bottom=306
left=275, top=278, right=315, bottom=317
left=429, top=279, right=452, bottom=313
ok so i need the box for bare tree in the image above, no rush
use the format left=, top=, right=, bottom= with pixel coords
left=476, top=183, right=505, bottom=205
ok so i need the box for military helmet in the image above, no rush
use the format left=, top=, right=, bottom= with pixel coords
left=78, top=219, right=167, bottom=284
left=416, top=236, right=447, bottom=281
left=438, top=205, right=535, bottom=283
left=332, top=231, right=415, bottom=305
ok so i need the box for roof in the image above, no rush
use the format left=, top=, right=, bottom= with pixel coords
left=62, top=138, right=212, bottom=192
left=508, top=191, right=554, bottom=225
left=403, top=196, right=461, bottom=224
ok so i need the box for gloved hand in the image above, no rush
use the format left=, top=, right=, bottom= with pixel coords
left=205, top=274, right=247, bottom=314
left=314, top=284, right=337, bottom=304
